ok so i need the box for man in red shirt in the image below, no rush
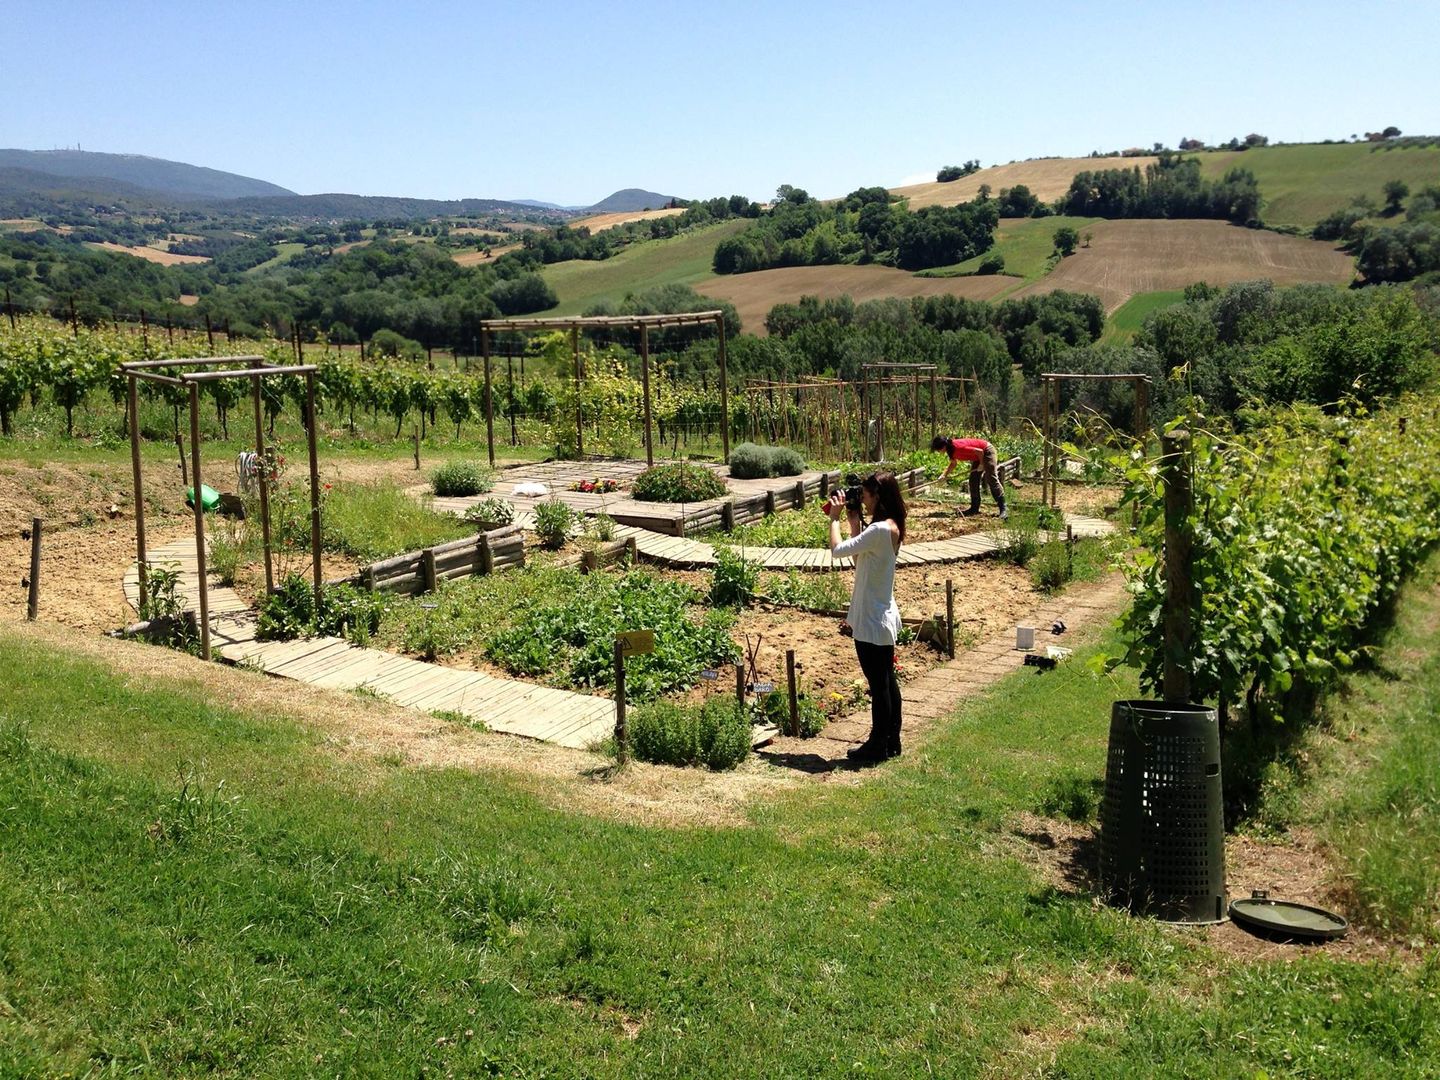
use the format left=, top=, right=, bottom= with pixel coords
left=931, top=435, right=1008, bottom=518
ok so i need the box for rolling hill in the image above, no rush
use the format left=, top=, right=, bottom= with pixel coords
left=892, top=156, right=1160, bottom=209
left=588, top=188, right=680, bottom=212
left=1187, top=141, right=1440, bottom=227
left=0, top=148, right=294, bottom=200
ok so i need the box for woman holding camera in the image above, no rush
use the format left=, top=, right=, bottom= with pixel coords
left=826, top=472, right=907, bottom=763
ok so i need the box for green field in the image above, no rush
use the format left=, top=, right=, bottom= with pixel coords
left=245, top=241, right=306, bottom=274
left=4, top=554, right=1440, bottom=1075
left=1189, top=141, right=1440, bottom=228
left=540, top=219, right=750, bottom=315
left=1102, top=289, right=1187, bottom=343
left=917, top=215, right=1103, bottom=285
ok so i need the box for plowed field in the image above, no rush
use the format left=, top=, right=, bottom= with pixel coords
left=892, top=155, right=1159, bottom=210
left=694, top=265, right=1014, bottom=335
left=1015, top=219, right=1355, bottom=311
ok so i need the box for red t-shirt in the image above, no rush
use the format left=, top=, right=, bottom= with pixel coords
left=946, top=438, right=990, bottom=464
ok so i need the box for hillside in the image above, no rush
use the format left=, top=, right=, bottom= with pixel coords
left=695, top=265, right=1014, bottom=334
left=892, top=156, right=1160, bottom=210
left=588, top=188, right=680, bottom=212
left=0, top=148, right=294, bottom=200
left=539, top=219, right=749, bottom=317
left=205, top=192, right=567, bottom=221
left=1188, top=141, right=1440, bottom=227
left=1014, top=219, right=1354, bottom=311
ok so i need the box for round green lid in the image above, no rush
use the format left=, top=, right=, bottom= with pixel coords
left=1229, top=894, right=1348, bottom=941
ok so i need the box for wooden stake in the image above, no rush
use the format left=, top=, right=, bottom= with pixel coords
left=483, top=348, right=495, bottom=468
left=26, top=518, right=40, bottom=620
left=640, top=323, right=654, bottom=466
left=945, top=578, right=956, bottom=659
left=717, top=314, right=730, bottom=464
left=1161, top=431, right=1193, bottom=704
left=614, top=639, right=629, bottom=764
left=252, top=375, right=274, bottom=594
left=786, top=649, right=799, bottom=736
left=413, top=427, right=421, bottom=470
left=188, top=384, right=211, bottom=660
left=305, top=372, right=323, bottom=614
left=735, top=662, right=746, bottom=711
left=127, top=375, right=148, bottom=611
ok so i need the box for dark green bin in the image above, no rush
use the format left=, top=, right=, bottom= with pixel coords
left=1099, top=700, right=1226, bottom=923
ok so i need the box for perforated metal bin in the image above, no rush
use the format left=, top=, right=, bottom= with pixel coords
left=1099, top=700, right=1226, bottom=923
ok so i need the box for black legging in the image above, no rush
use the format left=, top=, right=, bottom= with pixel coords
left=855, top=639, right=902, bottom=751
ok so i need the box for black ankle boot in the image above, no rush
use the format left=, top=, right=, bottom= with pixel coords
left=846, top=740, right=886, bottom=763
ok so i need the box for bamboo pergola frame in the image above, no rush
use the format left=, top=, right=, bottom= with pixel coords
left=479, top=311, right=730, bottom=466
left=123, top=355, right=323, bottom=661
left=1038, top=372, right=1151, bottom=508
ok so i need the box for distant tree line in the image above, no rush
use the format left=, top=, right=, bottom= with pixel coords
left=936, top=161, right=980, bottom=182
left=1058, top=154, right=1262, bottom=223
left=711, top=185, right=998, bottom=274
left=1314, top=182, right=1440, bottom=285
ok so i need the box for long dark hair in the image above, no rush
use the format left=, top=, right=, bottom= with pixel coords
left=863, top=471, right=907, bottom=544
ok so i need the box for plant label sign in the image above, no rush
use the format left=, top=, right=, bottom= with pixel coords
left=700, top=669, right=719, bottom=680
left=616, top=630, right=655, bottom=657
left=750, top=681, right=774, bottom=694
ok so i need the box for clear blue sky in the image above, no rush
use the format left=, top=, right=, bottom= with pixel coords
left=7, top=0, right=1439, bottom=206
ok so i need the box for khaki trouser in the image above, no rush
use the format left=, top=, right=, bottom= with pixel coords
left=968, top=445, right=1006, bottom=512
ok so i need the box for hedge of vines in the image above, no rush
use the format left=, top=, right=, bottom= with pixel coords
left=1104, top=393, right=1440, bottom=719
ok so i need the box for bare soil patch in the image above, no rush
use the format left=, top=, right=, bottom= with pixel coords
left=695, top=265, right=1015, bottom=337
left=1010, top=812, right=1422, bottom=962
left=1013, top=219, right=1355, bottom=312
left=892, top=156, right=1160, bottom=210
left=452, top=245, right=520, bottom=266
left=86, top=241, right=211, bottom=266
left=570, top=207, right=687, bottom=233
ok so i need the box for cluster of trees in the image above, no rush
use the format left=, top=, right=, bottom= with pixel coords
left=499, top=196, right=762, bottom=272
left=1126, top=280, right=1437, bottom=417
left=1057, top=154, right=1261, bottom=223
left=1313, top=183, right=1440, bottom=285
left=711, top=185, right=998, bottom=274
left=935, top=161, right=981, bottom=182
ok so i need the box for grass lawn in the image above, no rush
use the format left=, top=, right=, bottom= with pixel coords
left=1102, top=289, right=1188, bottom=343
left=244, top=241, right=307, bottom=275
left=1188, top=141, right=1440, bottom=229
left=3, top=540, right=1440, bottom=1075
left=917, top=216, right=1103, bottom=287
left=541, top=219, right=750, bottom=316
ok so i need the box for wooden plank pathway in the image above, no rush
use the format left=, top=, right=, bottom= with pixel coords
left=429, top=500, right=1115, bottom=572
left=125, top=538, right=618, bottom=750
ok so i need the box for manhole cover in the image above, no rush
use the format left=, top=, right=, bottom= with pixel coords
left=1229, top=893, right=1348, bottom=941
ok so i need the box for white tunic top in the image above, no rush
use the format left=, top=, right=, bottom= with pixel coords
left=833, top=521, right=902, bottom=646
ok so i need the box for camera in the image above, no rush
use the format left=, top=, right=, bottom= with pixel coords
left=829, top=472, right=864, bottom=512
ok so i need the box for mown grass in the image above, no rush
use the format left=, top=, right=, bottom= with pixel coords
left=1102, top=288, right=1187, bottom=343
left=918, top=215, right=1103, bottom=284
left=1189, top=141, right=1440, bottom=228
left=540, top=219, right=750, bottom=317
left=2, top=577, right=1439, bottom=1073
left=1303, top=548, right=1440, bottom=942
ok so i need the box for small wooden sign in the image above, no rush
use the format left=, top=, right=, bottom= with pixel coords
left=616, top=630, right=655, bottom=657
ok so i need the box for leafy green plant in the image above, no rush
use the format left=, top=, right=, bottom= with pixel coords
left=138, top=563, right=186, bottom=623
left=533, top=499, right=574, bottom=549
left=464, top=497, right=514, bottom=530
left=1029, top=540, right=1072, bottom=592
left=592, top=514, right=617, bottom=542
left=762, top=568, right=849, bottom=612
left=632, top=462, right=727, bottom=503
left=317, top=481, right=470, bottom=560
left=430, top=460, right=494, bottom=497
left=629, top=697, right=750, bottom=770
left=1037, top=770, right=1103, bottom=823
left=256, top=573, right=389, bottom=643
left=709, top=546, right=758, bottom=607
left=723, top=510, right=829, bottom=549
left=207, top=521, right=254, bottom=587
left=728, top=442, right=807, bottom=479
left=995, top=508, right=1042, bottom=567
left=484, top=570, right=738, bottom=700
left=755, top=688, right=826, bottom=738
